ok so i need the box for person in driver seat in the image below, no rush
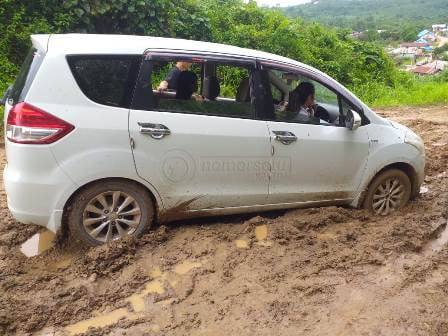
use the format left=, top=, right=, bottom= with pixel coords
left=288, top=82, right=330, bottom=124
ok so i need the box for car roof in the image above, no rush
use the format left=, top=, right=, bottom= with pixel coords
left=35, top=34, right=308, bottom=68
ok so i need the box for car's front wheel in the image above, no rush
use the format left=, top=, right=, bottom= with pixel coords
left=363, top=169, right=411, bottom=215
left=68, top=180, right=154, bottom=246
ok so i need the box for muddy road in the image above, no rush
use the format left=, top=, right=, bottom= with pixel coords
left=0, top=107, right=447, bottom=336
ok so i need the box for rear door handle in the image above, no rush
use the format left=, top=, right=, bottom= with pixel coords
left=272, top=131, right=297, bottom=145
left=138, top=122, right=171, bottom=139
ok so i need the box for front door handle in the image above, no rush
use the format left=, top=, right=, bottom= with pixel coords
left=138, top=122, right=171, bottom=139
left=272, top=131, right=297, bottom=145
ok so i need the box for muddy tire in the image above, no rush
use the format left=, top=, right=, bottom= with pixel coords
left=68, top=180, right=154, bottom=246
left=363, top=169, right=411, bottom=215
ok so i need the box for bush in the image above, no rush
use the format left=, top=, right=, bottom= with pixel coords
left=0, top=55, right=17, bottom=94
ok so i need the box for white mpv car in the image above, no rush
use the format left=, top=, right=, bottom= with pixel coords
left=2, top=34, right=425, bottom=246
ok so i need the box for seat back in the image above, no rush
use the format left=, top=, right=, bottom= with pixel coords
left=176, top=71, right=198, bottom=100
left=203, top=76, right=220, bottom=101
left=236, top=77, right=250, bottom=102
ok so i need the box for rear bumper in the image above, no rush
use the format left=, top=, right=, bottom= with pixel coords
left=6, top=200, right=64, bottom=233
left=3, top=143, right=77, bottom=232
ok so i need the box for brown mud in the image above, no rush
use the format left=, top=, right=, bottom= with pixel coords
left=0, top=107, right=447, bottom=336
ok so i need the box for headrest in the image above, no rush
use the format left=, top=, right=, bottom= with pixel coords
left=203, top=76, right=220, bottom=101
left=236, top=77, right=250, bottom=102
left=176, top=71, right=198, bottom=100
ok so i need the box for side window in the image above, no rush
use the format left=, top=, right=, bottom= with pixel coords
left=264, top=67, right=345, bottom=126
left=67, top=55, right=140, bottom=108
left=10, top=48, right=44, bottom=104
left=133, top=57, right=256, bottom=119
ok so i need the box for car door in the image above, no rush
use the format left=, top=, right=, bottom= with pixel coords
left=128, top=52, right=271, bottom=212
left=258, top=63, right=370, bottom=204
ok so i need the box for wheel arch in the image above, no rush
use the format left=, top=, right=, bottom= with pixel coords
left=375, top=162, right=419, bottom=197
left=60, top=177, right=161, bottom=239
left=355, top=161, right=419, bottom=208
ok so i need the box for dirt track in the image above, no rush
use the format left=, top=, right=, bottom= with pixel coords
left=0, top=107, right=447, bottom=336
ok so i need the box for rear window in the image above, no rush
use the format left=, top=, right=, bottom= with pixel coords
left=10, top=48, right=44, bottom=104
left=67, top=55, right=141, bottom=108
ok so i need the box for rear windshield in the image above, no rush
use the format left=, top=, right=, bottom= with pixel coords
left=67, top=55, right=141, bottom=108
left=10, top=48, right=44, bottom=104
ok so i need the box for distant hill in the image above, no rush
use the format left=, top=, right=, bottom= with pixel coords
left=282, top=0, right=448, bottom=31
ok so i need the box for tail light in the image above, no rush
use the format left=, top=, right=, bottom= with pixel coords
left=6, top=102, right=74, bottom=144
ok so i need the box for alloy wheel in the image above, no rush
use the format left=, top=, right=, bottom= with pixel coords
left=82, top=190, right=142, bottom=242
left=372, top=177, right=405, bottom=215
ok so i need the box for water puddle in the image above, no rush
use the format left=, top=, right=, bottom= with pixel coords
left=256, top=241, right=273, bottom=247
left=126, top=280, right=165, bottom=312
left=174, top=260, right=202, bottom=275
left=235, top=239, right=249, bottom=249
left=255, top=225, right=268, bottom=240
left=126, top=261, right=203, bottom=313
left=255, top=225, right=272, bottom=247
left=423, top=220, right=448, bottom=255
left=20, top=230, right=55, bottom=257
left=66, top=259, right=204, bottom=334
left=66, top=308, right=142, bottom=335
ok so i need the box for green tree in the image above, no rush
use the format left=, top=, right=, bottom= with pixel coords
left=205, top=0, right=397, bottom=87
left=62, top=0, right=211, bottom=40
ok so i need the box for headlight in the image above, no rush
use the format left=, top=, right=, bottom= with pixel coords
left=405, top=131, right=425, bottom=154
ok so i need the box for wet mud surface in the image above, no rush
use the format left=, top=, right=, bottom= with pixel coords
left=0, top=107, right=447, bottom=335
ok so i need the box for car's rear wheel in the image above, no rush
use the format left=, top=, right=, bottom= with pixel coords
left=68, top=180, right=154, bottom=246
left=363, top=169, right=411, bottom=215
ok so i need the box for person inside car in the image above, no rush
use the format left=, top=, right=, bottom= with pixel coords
left=288, top=82, right=330, bottom=124
left=157, top=61, right=192, bottom=91
left=175, top=71, right=198, bottom=100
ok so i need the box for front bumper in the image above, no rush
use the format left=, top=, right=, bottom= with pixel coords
left=412, top=152, right=426, bottom=197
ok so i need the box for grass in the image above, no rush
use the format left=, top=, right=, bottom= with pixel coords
left=354, top=77, right=448, bottom=108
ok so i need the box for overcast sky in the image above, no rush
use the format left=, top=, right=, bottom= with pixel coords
left=252, top=0, right=311, bottom=7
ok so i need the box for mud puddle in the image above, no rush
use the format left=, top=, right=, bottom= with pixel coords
left=65, top=308, right=143, bottom=335
left=65, top=259, right=205, bottom=335
left=233, top=224, right=273, bottom=248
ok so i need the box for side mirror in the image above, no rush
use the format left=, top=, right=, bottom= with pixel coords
left=346, top=109, right=362, bottom=130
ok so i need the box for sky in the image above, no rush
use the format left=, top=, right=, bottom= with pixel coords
left=252, top=0, right=311, bottom=7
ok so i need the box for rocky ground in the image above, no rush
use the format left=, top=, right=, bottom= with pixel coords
left=0, top=107, right=447, bottom=336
